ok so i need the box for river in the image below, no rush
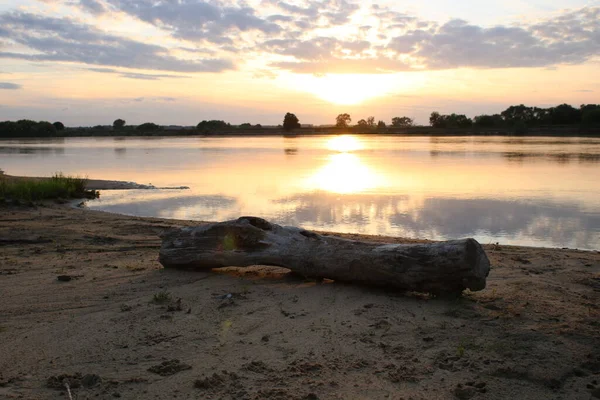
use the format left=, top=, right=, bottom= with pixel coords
left=1, top=135, right=599, bottom=250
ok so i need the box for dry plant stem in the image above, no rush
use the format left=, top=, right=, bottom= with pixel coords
left=64, top=381, right=73, bottom=400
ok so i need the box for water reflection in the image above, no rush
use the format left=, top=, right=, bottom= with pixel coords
left=388, top=197, right=599, bottom=248
left=430, top=137, right=600, bottom=146
left=0, top=146, right=65, bottom=155
left=91, top=191, right=238, bottom=220
left=273, top=192, right=410, bottom=225
left=305, top=153, right=386, bottom=194
left=10, top=138, right=66, bottom=145
left=92, top=189, right=599, bottom=249
left=327, top=135, right=363, bottom=152
left=274, top=192, right=599, bottom=249
left=304, top=135, right=386, bottom=194
left=283, top=136, right=298, bottom=156
left=429, top=150, right=473, bottom=158
left=1, top=135, right=599, bottom=250
left=426, top=136, right=600, bottom=164
left=502, top=152, right=600, bottom=164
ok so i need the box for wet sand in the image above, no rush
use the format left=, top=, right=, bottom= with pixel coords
left=0, top=202, right=599, bottom=399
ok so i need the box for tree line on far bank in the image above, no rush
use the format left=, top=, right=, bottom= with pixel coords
left=330, top=113, right=414, bottom=130
left=298, top=103, right=600, bottom=132
left=1, top=103, right=599, bottom=138
left=329, top=103, right=600, bottom=131
left=0, top=120, right=66, bottom=137
left=429, top=104, right=600, bottom=130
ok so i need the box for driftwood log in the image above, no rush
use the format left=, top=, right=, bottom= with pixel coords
left=159, top=217, right=490, bottom=294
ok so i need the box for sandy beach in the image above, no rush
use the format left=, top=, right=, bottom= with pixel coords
left=0, top=201, right=599, bottom=400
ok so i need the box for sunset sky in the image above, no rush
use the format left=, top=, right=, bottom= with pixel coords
left=0, top=0, right=598, bottom=126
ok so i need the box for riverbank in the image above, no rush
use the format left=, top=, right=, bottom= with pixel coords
left=1, top=173, right=189, bottom=193
left=1, top=173, right=154, bottom=190
left=0, top=202, right=599, bottom=399
left=1, top=124, right=600, bottom=138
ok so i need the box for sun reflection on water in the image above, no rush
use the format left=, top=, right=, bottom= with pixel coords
left=326, top=135, right=363, bottom=152
left=306, top=153, right=386, bottom=194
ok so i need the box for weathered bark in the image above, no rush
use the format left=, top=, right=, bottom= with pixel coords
left=159, top=217, right=490, bottom=294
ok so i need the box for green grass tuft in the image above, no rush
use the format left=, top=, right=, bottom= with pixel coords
left=0, top=173, right=98, bottom=202
left=152, top=291, right=172, bottom=304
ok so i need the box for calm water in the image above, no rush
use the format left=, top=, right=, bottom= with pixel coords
left=2, top=135, right=599, bottom=250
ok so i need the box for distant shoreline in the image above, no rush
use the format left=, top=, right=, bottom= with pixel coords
left=2, top=126, right=600, bottom=139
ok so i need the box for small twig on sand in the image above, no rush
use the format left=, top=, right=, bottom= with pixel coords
left=63, top=380, right=73, bottom=400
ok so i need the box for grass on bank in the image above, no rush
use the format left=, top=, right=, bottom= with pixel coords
left=0, top=172, right=98, bottom=202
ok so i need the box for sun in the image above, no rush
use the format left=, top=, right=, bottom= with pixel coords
left=291, top=74, right=393, bottom=105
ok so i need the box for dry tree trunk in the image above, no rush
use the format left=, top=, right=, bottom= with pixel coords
left=159, top=217, right=490, bottom=295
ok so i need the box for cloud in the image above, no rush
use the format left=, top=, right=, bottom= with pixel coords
left=104, top=0, right=359, bottom=46
left=177, top=46, right=216, bottom=56
left=271, top=1, right=319, bottom=19
left=0, top=12, right=235, bottom=73
left=76, top=0, right=105, bottom=15
left=267, top=14, right=294, bottom=23
left=40, top=0, right=106, bottom=14
left=268, top=0, right=359, bottom=26
left=252, top=69, right=278, bottom=79
left=119, top=72, right=185, bottom=80
left=270, top=5, right=600, bottom=74
left=272, top=57, right=412, bottom=74
left=0, top=82, right=21, bottom=89
left=262, top=37, right=371, bottom=60
left=384, top=7, right=600, bottom=70
left=104, top=0, right=282, bottom=43
left=129, top=97, right=177, bottom=103
left=575, top=89, right=594, bottom=92
left=85, top=67, right=187, bottom=80
left=86, top=67, right=117, bottom=73
left=1, top=2, right=599, bottom=76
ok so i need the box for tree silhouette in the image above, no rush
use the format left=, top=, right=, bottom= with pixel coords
left=582, top=108, right=600, bottom=124
left=283, top=113, right=301, bottom=131
left=356, top=119, right=368, bottom=128
left=367, top=116, right=375, bottom=127
left=0, top=120, right=54, bottom=137
left=35, top=121, right=57, bottom=136
left=501, top=105, right=534, bottom=125
left=336, top=113, right=351, bottom=128
left=430, top=112, right=442, bottom=127
left=197, top=120, right=230, bottom=131
left=582, top=104, right=600, bottom=124
left=473, top=114, right=503, bottom=127
left=52, top=121, right=65, bottom=131
left=448, top=114, right=472, bottom=128
left=377, top=120, right=386, bottom=130
left=113, top=119, right=126, bottom=129
left=550, top=104, right=581, bottom=125
left=532, top=107, right=551, bottom=124
left=430, top=112, right=472, bottom=128
left=391, top=117, right=413, bottom=127
left=136, top=122, right=160, bottom=131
